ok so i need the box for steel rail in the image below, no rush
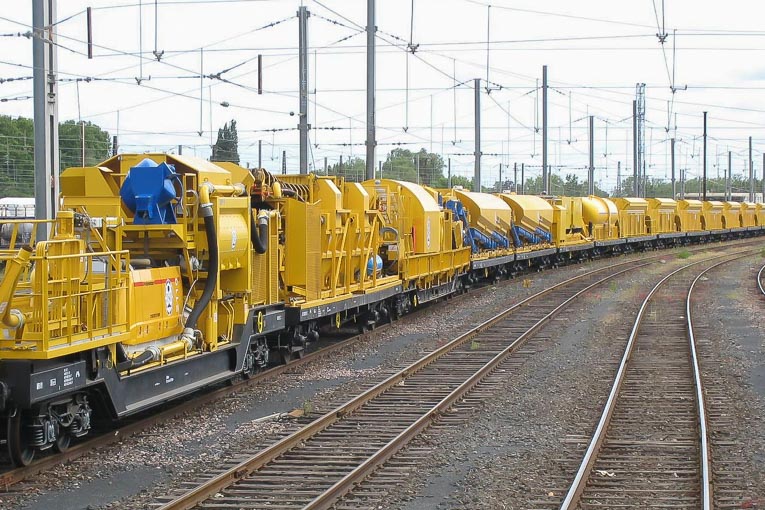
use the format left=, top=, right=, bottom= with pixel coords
left=559, top=248, right=756, bottom=510
left=758, top=263, right=765, bottom=296
left=158, top=256, right=666, bottom=510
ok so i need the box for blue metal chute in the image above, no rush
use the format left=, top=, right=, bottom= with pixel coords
left=444, top=200, right=478, bottom=253
left=120, top=158, right=180, bottom=225
left=469, top=227, right=499, bottom=250
left=512, top=224, right=552, bottom=245
left=489, top=231, right=511, bottom=249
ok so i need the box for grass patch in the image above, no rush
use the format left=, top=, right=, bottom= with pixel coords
left=608, top=281, right=618, bottom=293
left=302, top=399, right=313, bottom=416
left=470, top=340, right=481, bottom=350
left=677, top=249, right=691, bottom=259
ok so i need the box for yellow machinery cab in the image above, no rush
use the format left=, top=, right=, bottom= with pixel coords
left=701, top=200, right=724, bottom=231
left=581, top=196, right=619, bottom=242
left=646, top=198, right=678, bottom=234
left=613, top=197, right=650, bottom=238
left=676, top=199, right=704, bottom=233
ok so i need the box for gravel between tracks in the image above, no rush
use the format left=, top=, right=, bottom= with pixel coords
left=693, top=256, right=765, bottom=507
left=3, top=250, right=660, bottom=510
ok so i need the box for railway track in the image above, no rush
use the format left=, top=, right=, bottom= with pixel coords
left=758, top=263, right=765, bottom=296
left=558, top=250, right=756, bottom=510
left=152, top=252, right=694, bottom=510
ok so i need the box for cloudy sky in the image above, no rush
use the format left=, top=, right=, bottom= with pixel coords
left=2, top=0, right=765, bottom=191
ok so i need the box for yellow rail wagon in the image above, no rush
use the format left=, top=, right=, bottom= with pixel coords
left=442, top=189, right=514, bottom=275
left=741, top=201, right=759, bottom=229
left=496, top=194, right=556, bottom=263
left=363, top=179, right=470, bottom=306
left=756, top=203, right=765, bottom=228
left=701, top=200, right=725, bottom=231
left=645, top=198, right=684, bottom=245
left=581, top=196, right=622, bottom=251
left=722, top=201, right=745, bottom=232
left=547, top=196, right=594, bottom=257
left=613, top=198, right=653, bottom=244
left=0, top=154, right=286, bottom=465
left=251, top=171, right=405, bottom=341
left=676, top=199, right=705, bottom=240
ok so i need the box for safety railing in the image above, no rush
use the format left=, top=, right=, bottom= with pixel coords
left=0, top=241, right=131, bottom=357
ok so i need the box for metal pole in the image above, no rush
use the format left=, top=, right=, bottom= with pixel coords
left=617, top=161, right=621, bottom=196
left=282, top=150, right=287, bottom=174
left=258, top=140, right=262, bottom=168
left=632, top=100, right=638, bottom=196
left=498, top=163, right=502, bottom=192
left=671, top=138, right=676, bottom=199
left=542, top=65, right=548, bottom=193
left=521, top=163, right=525, bottom=194
left=86, top=7, right=93, bottom=59
left=749, top=136, right=754, bottom=202
left=447, top=157, right=451, bottom=188
left=365, top=0, right=376, bottom=180
left=339, top=155, right=343, bottom=176
left=298, top=6, right=310, bottom=174
left=33, top=0, right=59, bottom=241
left=727, top=151, right=732, bottom=200
left=702, top=112, right=708, bottom=201
left=324, top=156, right=328, bottom=175
left=762, top=153, right=765, bottom=202
left=416, top=154, right=420, bottom=185
left=514, top=162, right=517, bottom=193
left=81, top=121, right=85, bottom=166
left=378, top=160, right=381, bottom=180
left=588, top=115, right=594, bottom=195
left=474, top=78, right=481, bottom=192
left=113, top=136, right=119, bottom=156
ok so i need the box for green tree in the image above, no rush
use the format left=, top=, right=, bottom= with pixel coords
left=0, top=115, right=111, bottom=198
left=59, top=120, right=111, bottom=169
left=327, top=157, right=365, bottom=182
left=211, top=119, right=239, bottom=164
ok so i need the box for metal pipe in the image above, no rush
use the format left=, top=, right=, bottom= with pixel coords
left=0, top=245, right=33, bottom=328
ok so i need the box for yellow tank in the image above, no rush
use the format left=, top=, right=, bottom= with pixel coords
left=701, top=201, right=724, bottom=230
left=741, top=201, right=758, bottom=227
left=646, top=198, right=678, bottom=234
left=677, top=199, right=704, bottom=232
left=581, top=196, right=618, bottom=240
left=613, top=197, right=649, bottom=238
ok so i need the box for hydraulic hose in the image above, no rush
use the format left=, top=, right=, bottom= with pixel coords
left=115, top=348, right=154, bottom=372
left=184, top=193, right=218, bottom=334
left=250, top=212, right=268, bottom=254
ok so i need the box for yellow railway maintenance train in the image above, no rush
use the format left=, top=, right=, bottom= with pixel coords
left=0, top=153, right=761, bottom=466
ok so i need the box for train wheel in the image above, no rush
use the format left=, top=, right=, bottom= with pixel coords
left=54, top=431, right=71, bottom=454
left=7, top=412, right=34, bottom=467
